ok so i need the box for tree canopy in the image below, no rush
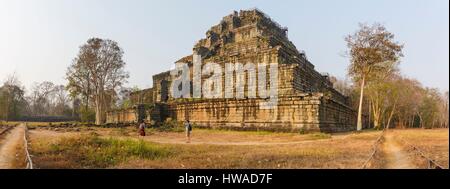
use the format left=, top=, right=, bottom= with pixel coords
left=66, top=38, right=129, bottom=125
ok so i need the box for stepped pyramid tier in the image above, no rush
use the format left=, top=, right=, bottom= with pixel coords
left=173, top=9, right=342, bottom=98
left=192, top=9, right=298, bottom=60
left=106, top=9, right=365, bottom=133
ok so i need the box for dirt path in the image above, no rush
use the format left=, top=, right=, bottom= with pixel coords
left=381, top=131, right=417, bottom=169
left=0, top=124, right=26, bottom=169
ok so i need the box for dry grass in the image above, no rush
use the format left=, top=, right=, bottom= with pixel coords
left=2, top=121, right=75, bottom=127
left=391, top=128, right=449, bottom=168
left=115, top=132, right=380, bottom=169
left=29, top=131, right=171, bottom=168
left=29, top=127, right=382, bottom=169
left=88, top=127, right=333, bottom=144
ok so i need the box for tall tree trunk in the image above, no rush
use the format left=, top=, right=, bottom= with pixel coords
left=371, top=97, right=381, bottom=129
left=95, top=93, right=105, bottom=125
left=368, top=101, right=371, bottom=128
left=357, top=77, right=365, bottom=131
left=5, top=95, right=10, bottom=122
left=86, top=72, right=90, bottom=111
left=373, top=116, right=379, bottom=129
left=85, top=94, right=89, bottom=112
left=386, top=103, right=396, bottom=130
left=418, top=114, right=424, bottom=129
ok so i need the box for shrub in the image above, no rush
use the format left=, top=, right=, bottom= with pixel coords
left=48, top=134, right=171, bottom=168
left=79, top=107, right=95, bottom=123
left=308, top=133, right=331, bottom=140
left=156, top=119, right=184, bottom=132
left=299, top=127, right=306, bottom=135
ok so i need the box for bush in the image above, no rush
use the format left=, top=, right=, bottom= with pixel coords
left=299, top=127, right=306, bottom=135
left=49, top=134, right=171, bottom=168
left=308, top=133, right=331, bottom=139
left=79, top=107, right=95, bottom=123
left=156, top=119, right=184, bottom=132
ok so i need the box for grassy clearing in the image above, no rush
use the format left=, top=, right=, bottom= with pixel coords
left=307, top=133, right=332, bottom=140
left=199, top=129, right=286, bottom=135
left=30, top=128, right=380, bottom=168
left=392, top=128, right=449, bottom=168
left=113, top=132, right=377, bottom=169
left=31, top=133, right=171, bottom=168
left=28, top=126, right=448, bottom=169
left=80, top=126, right=333, bottom=145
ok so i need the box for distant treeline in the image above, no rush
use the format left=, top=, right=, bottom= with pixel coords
left=9, top=116, right=78, bottom=123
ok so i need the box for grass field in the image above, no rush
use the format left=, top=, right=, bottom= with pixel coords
left=391, top=129, right=449, bottom=168
left=29, top=126, right=382, bottom=168
left=26, top=125, right=449, bottom=169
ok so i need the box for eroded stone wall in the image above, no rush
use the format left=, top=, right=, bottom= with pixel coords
left=130, top=88, right=154, bottom=105
left=318, top=98, right=357, bottom=132
left=168, top=93, right=356, bottom=132
left=106, top=109, right=137, bottom=124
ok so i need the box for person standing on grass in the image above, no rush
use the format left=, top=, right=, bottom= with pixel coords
left=138, top=120, right=146, bottom=137
left=185, top=120, right=192, bottom=143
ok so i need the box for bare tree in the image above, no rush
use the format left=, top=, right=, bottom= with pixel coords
left=66, top=38, right=129, bottom=125
left=53, top=85, right=71, bottom=116
left=345, top=23, right=403, bottom=130
left=330, top=76, right=353, bottom=96
left=29, top=81, right=57, bottom=116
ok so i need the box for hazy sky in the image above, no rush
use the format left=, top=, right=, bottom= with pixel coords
left=0, top=0, right=448, bottom=92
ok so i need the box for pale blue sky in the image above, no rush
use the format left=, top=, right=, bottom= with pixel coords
left=0, top=0, right=448, bottom=92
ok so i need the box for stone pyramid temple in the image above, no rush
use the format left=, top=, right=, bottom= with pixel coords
left=107, top=9, right=360, bottom=132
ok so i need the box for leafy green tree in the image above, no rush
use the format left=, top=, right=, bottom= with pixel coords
left=418, top=88, right=441, bottom=129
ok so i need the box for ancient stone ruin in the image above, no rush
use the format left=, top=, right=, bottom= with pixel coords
left=106, top=9, right=358, bottom=132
